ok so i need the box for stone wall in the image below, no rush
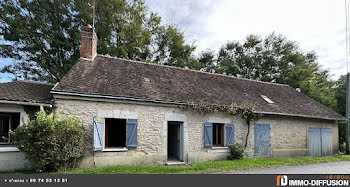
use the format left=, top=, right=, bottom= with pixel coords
left=0, top=151, right=31, bottom=172
left=258, top=115, right=338, bottom=157
left=54, top=96, right=339, bottom=168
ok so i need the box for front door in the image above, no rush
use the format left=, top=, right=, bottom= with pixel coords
left=167, top=121, right=183, bottom=161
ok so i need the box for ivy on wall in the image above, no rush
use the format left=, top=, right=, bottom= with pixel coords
left=23, top=105, right=55, bottom=120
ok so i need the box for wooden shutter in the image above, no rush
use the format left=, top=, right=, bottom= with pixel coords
left=93, top=118, right=104, bottom=151
left=126, top=119, right=138, bottom=148
left=204, top=122, right=213, bottom=147
left=226, top=123, right=234, bottom=147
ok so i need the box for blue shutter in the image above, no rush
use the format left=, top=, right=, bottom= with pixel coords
left=126, top=119, right=138, bottom=148
left=204, top=122, right=213, bottom=147
left=226, top=123, right=234, bottom=147
left=93, top=118, right=104, bottom=151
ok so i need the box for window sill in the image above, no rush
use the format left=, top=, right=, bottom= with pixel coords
left=102, top=148, right=128, bottom=152
left=212, top=146, right=229, bottom=149
left=0, top=146, right=20, bottom=152
left=208, top=147, right=230, bottom=153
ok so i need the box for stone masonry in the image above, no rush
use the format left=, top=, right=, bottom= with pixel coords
left=54, top=96, right=339, bottom=168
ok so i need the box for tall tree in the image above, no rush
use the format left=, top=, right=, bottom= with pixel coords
left=0, top=0, right=81, bottom=82
left=152, top=24, right=198, bottom=68
left=0, top=0, right=196, bottom=83
left=211, top=33, right=336, bottom=109
left=198, top=50, right=216, bottom=72
left=334, top=75, right=346, bottom=149
left=335, top=75, right=346, bottom=116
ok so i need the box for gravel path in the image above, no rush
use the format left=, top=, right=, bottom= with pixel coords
left=219, top=161, right=350, bottom=174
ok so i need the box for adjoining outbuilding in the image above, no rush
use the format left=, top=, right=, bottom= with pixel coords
left=0, top=26, right=344, bottom=171
left=0, top=80, right=53, bottom=171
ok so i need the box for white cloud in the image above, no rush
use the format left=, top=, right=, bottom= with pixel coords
left=146, top=0, right=347, bottom=79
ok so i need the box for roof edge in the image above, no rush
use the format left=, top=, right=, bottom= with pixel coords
left=51, top=90, right=342, bottom=121
left=0, top=80, right=55, bottom=86
left=256, top=111, right=344, bottom=121
left=0, top=100, right=52, bottom=107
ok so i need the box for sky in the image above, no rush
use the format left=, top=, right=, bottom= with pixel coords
left=0, top=0, right=347, bottom=82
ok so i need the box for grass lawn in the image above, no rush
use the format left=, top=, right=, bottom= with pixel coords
left=53, top=155, right=350, bottom=174
left=2, top=155, right=349, bottom=174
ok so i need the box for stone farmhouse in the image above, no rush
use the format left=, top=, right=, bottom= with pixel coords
left=0, top=25, right=344, bottom=171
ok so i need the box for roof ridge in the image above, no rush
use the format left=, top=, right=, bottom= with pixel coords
left=97, top=54, right=289, bottom=87
left=14, top=80, right=54, bottom=86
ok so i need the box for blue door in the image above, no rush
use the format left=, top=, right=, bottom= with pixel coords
left=254, top=124, right=271, bottom=157
left=309, top=128, right=332, bottom=156
left=309, top=128, right=321, bottom=156
left=321, top=128, right=332, bottom=156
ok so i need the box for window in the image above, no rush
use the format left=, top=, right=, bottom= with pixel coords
left=144, top=77, right=151, bottom=83
left=93, top=117, right=138, bottom=151
left=0, top=113, right=20, bottom=144
left=212, top=123, right=224, bottom=146
left=261, top=95, right=275, bottom=104
left=105, top=118, right=126, bottom=148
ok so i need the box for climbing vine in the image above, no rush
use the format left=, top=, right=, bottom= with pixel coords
left=179, top=102, right=262, bottom=147
left=23, top=106, right=41, bottom=120
left=24, top=105, right=55, bottom=120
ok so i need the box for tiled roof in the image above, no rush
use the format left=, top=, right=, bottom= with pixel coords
left=0, top=80, right=54, bottom=104
left=53, top=55, right=343, bottom=120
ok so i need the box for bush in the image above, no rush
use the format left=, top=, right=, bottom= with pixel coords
left=339, top=121, right=346, bottom=154
left=227, top=144, right=245, bottom=160
left=12, top=111, right=85, bottom=172
left=339, top=142, right=346, bottom=154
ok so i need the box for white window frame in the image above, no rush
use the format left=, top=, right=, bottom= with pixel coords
left=261, top=95, right=275, bottom=104
left=103, top=118, right=128, bottom=152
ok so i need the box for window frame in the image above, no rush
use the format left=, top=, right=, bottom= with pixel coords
left=212, top=123, right=225, bottom=147
left=104, top=118, right=127, bottom=149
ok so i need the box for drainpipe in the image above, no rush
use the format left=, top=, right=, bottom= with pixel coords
left=346, top=73, right=350, bottom=154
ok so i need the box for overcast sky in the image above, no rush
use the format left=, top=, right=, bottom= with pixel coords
left=0, top=0, right=347, bottom=82
left=146, top=0, right=347, bottom=80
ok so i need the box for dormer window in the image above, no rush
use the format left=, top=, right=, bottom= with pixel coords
left=144, top=77, right=151, bottom=83
left=261, top=95, right=274, bottom=104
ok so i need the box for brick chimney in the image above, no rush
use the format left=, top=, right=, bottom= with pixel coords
left=80, top=25, right=97, bottom=60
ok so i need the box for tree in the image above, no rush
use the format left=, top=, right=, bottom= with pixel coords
left=334, top=75, right=346, bottom=152
left=211, top=33, right=336, bottom=109
left=198, top=50, right=216, bottom=72
left=152, top=24, right=198, bottom=69
left=335, top=75, right=346, bottom=116
left=0, top=0, right=196, bottom=83
left=0, top=0, right=81, bottom=83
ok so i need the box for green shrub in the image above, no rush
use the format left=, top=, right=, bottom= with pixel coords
left=339, top=142, right=346, bottom=154
left=227, top=144, right=245, bottom=160
left=12, top=111, right=85, bottom=172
